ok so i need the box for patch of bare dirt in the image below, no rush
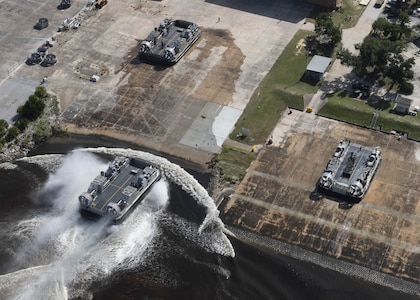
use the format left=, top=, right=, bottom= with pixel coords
left=295, top=38, right=306, bottom=55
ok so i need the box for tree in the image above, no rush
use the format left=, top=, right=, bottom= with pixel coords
left=311, top=12, right=342, bottom=56
left=371, top=16, right=411, bottom=41
left=372, top=18, right=390, bottom=38
left=397, top=12, right=411, bottom=40
left=385, top=54, right=414, bottom=91
left=17, top=95, right=45, bottom=121
left=398, top=81, right=414, bottom=94
left=14, top=118, right=29, bottom=132
left=5, top=126, right=19, bottom=142
left=372, top=18, right=400, bottom=40
left=386, top=22, right=403, bottom=41
left=358, top=36, right=404, bottom=71
left=315, top=12, right=341, bottom=47
left=338, top=48, right=363, bottom=73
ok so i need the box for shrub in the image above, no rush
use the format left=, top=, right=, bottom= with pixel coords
left=5, top=126, right=20, bottom=142
left=51, top=125, right=66, bottom=137
left=0, top=119, right=8, bottom=137
left=34, top=86, right=47, bottom=98
left=14, top=118, right=29, bottom=132
left=33, top=120, right=51, bottom=144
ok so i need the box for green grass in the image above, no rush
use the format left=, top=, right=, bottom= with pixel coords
left=229, top=30, right=317, bottom=144
left=306, top=0, right=365, bottom=29
left=264, top=30, right=320, bottom=95
left=232, top=89, right=304, bottom=144
left=217, top=145, right=256, bottom=182
left=331, top=0, right=366, bottom=29
left=318, top=93, right=377, bottom=127
left=318, top=92, right=420, bottom=140
left=377, top=111, right=420, bottom=140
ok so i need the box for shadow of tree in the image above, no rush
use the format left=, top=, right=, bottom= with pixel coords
left=367, top=96, right=392, bottom=110
left=337, top=90, right=349, bottom=98
left=319, top=72, right=355, bottom=94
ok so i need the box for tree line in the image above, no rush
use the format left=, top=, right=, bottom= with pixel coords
left=0, top=86, right=47, bottom=146
left=338, top=12, right=415, bottom=94
left=305, top=10, right=415, bottom=95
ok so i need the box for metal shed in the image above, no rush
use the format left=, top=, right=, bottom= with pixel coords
left=305, top=55, right=332, bottom=81
left=394, top=95, right=413, bottom=114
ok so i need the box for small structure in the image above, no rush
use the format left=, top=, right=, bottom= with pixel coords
left=90, top=75, right=100, bottom=82
left=393, top=95, right=413, bottom=114
left=305, top=55, right=332, bottom=81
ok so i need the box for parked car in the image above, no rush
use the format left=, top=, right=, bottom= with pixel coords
left=58, top=0, right=71, bottom=10
left=34, top=18, right=48, bottom=30
left=374, top=0, right=384, bottom=8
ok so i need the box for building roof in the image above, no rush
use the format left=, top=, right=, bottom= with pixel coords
left=306, top=55, right=332, bottom=74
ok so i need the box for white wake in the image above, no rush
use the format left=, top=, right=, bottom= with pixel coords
left=0, top=148, right=234, bottom=299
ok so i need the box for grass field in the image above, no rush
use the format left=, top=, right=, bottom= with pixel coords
left=229, top=30, right=317, bottom=144
left=318, top=92, right=420, bottom=140
left=318, top=93, right=376, bottom=128
left=217, top=145, right=256, bottom=182
left=220, top=30, right=320, bottom=179
left=377, top=110, right=420, bottom=140
left=306, top=0, right=365, bottom=29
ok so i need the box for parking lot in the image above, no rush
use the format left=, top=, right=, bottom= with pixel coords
left=0, top=0, right=313, bottom=163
